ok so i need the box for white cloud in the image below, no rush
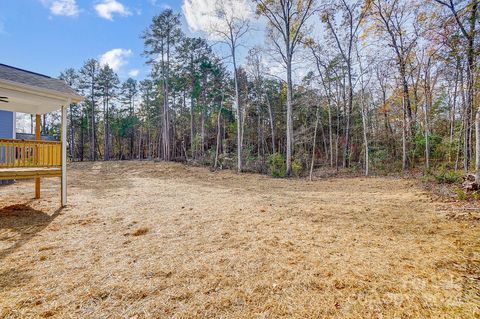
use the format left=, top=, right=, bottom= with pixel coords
left=128, top=69, right=140, bottom=77
left=94, top=0, right=131, bottom=21
left=182, top=0, right=253, bottom=39
left=99, top=48, right=133, bottom=72
left=41, top=0, right=79, bottom=17
left=148, top=0, right=170, bottom=8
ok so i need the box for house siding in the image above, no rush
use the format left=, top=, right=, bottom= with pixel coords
left=0, top=110, right=14, bottom=138
left=0, top=110, right=15, bottom=184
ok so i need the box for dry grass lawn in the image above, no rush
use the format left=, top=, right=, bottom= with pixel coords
left=0, top=161, right=479, bottom=318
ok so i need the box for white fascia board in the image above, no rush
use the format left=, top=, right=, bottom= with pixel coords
left=0, top=79, right=83, bottom=104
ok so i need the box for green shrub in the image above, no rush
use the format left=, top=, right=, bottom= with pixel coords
left=371, top=148, right=388, bottom=167
left=434, top=169, right=462, bottom=184
left=191, top=134, right=202, bottom=156
left=421, top=171, right=436, bottom=183
left=292, top=159, right=303, bottom=177
left=219, top=154, right=235, bottom=169
left=472, top=191, right=480, bottom=201
left=455, top=188, right=468, bottom=200
left=267, top=153, right=286, bottom=178
left=410, top=126, right=442, bottom=163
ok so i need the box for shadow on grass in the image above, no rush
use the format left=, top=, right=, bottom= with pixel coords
left=0, top=203, right=62, bottom=261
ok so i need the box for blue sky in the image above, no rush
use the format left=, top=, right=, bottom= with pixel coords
left=0, top=0, right=192, bottom=80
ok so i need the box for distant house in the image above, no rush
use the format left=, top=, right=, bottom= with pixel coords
left=16, top=132, right=58, bottom=141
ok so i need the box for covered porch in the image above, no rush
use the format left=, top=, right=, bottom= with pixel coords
left=0, top=64, right=82, bottom=206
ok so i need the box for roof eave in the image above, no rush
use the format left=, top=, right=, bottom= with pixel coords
left=0, top=78, right=83, bottom=104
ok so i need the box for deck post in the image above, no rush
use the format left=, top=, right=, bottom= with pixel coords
left=61, top=100, right=69, bottom=207
left=35, top=114, right=41, bottom=199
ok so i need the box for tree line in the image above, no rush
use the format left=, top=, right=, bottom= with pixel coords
left=53, top=0, right=478, bottom=178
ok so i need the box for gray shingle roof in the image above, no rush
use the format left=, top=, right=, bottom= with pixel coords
left=0, top=63, right=79, bottom=97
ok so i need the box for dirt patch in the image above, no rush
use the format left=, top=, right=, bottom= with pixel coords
left=131, top=227, right=149, bottom=236
left=0, top=161, right=478, bottom=318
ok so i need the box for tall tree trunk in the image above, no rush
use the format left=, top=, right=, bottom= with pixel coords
left=475, top=111, right=480, bottom=180
left=343, top=66, right=353, bottom=168
left=335, top=81, right=341, bottom=171
left=214, top=95, right=223, bottom=169
left=69, top=103, right=75, bottom=160
left=357, top=52, right=369, bottom=176
left=361, top=102, right=369, bottom=176
left=460, top=63, right=470, bottom=172
left=319, top=110, right=328, bottom=160
left=359, top=89, right=368, bottom=176
left=130, top=100, right=135, bottom=159
left=201, top=108, right=205, bottom=156
left=449, top=57, right=460, bottom=163
left=257, top=107, right=261, bottom=156
left=103, top=98, right=109, bottom=161
left=455, top=112, right=464, bottom=171
left=80, top=113, right=85, bottom=161
left=201, top=88, right=206, bottom=156
left=423, top=58, right=433, bottom=170
left=424, top=100, right=430, bottom=170
left=327, top=95, right=333, bottom=167
left=286, top=53, right=294, bottom=176
left=400, top=63, right=412, bottom=168
left=310, top=104, right=320, bottom=181
left=402, top=95, right=408, bottom=170
left=190, top=90, right=195, bottom=159
left=91, top=91, right=96, bottom=161
left=162, top=38, right=171, bottom=161
left=266, top=92, right=276, bottom=154
left=467, top=0, right=477, bottom=178
left=231, top=38, right=242, bottom=173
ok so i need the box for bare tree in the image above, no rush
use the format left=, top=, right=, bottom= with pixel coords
left=356, top=46, right=371, bottom=176
left=369, top=0, right=419, bottom=169
left=433, top=0, right=478, bottom=178
left=309, top=100, right=321, bottom=180
left=254, top=0, right=316, bottom=176
left=322, top=0, right=368, bottom=168
left=203, top=0, right=252, bottom=172
left=308, top=43, right=337, bottom=167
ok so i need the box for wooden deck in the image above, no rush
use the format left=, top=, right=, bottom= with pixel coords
left=0, top=138, right=61, bottom=168
left=0, top=167, right=61, bottom=180
left=0, top=138, right=62, bottom=181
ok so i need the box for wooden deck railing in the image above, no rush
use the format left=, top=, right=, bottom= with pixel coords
left=0, top=138, right=61, bottom=168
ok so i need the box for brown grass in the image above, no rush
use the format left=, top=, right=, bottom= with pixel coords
left=0, top=161, right=478, bottom=318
